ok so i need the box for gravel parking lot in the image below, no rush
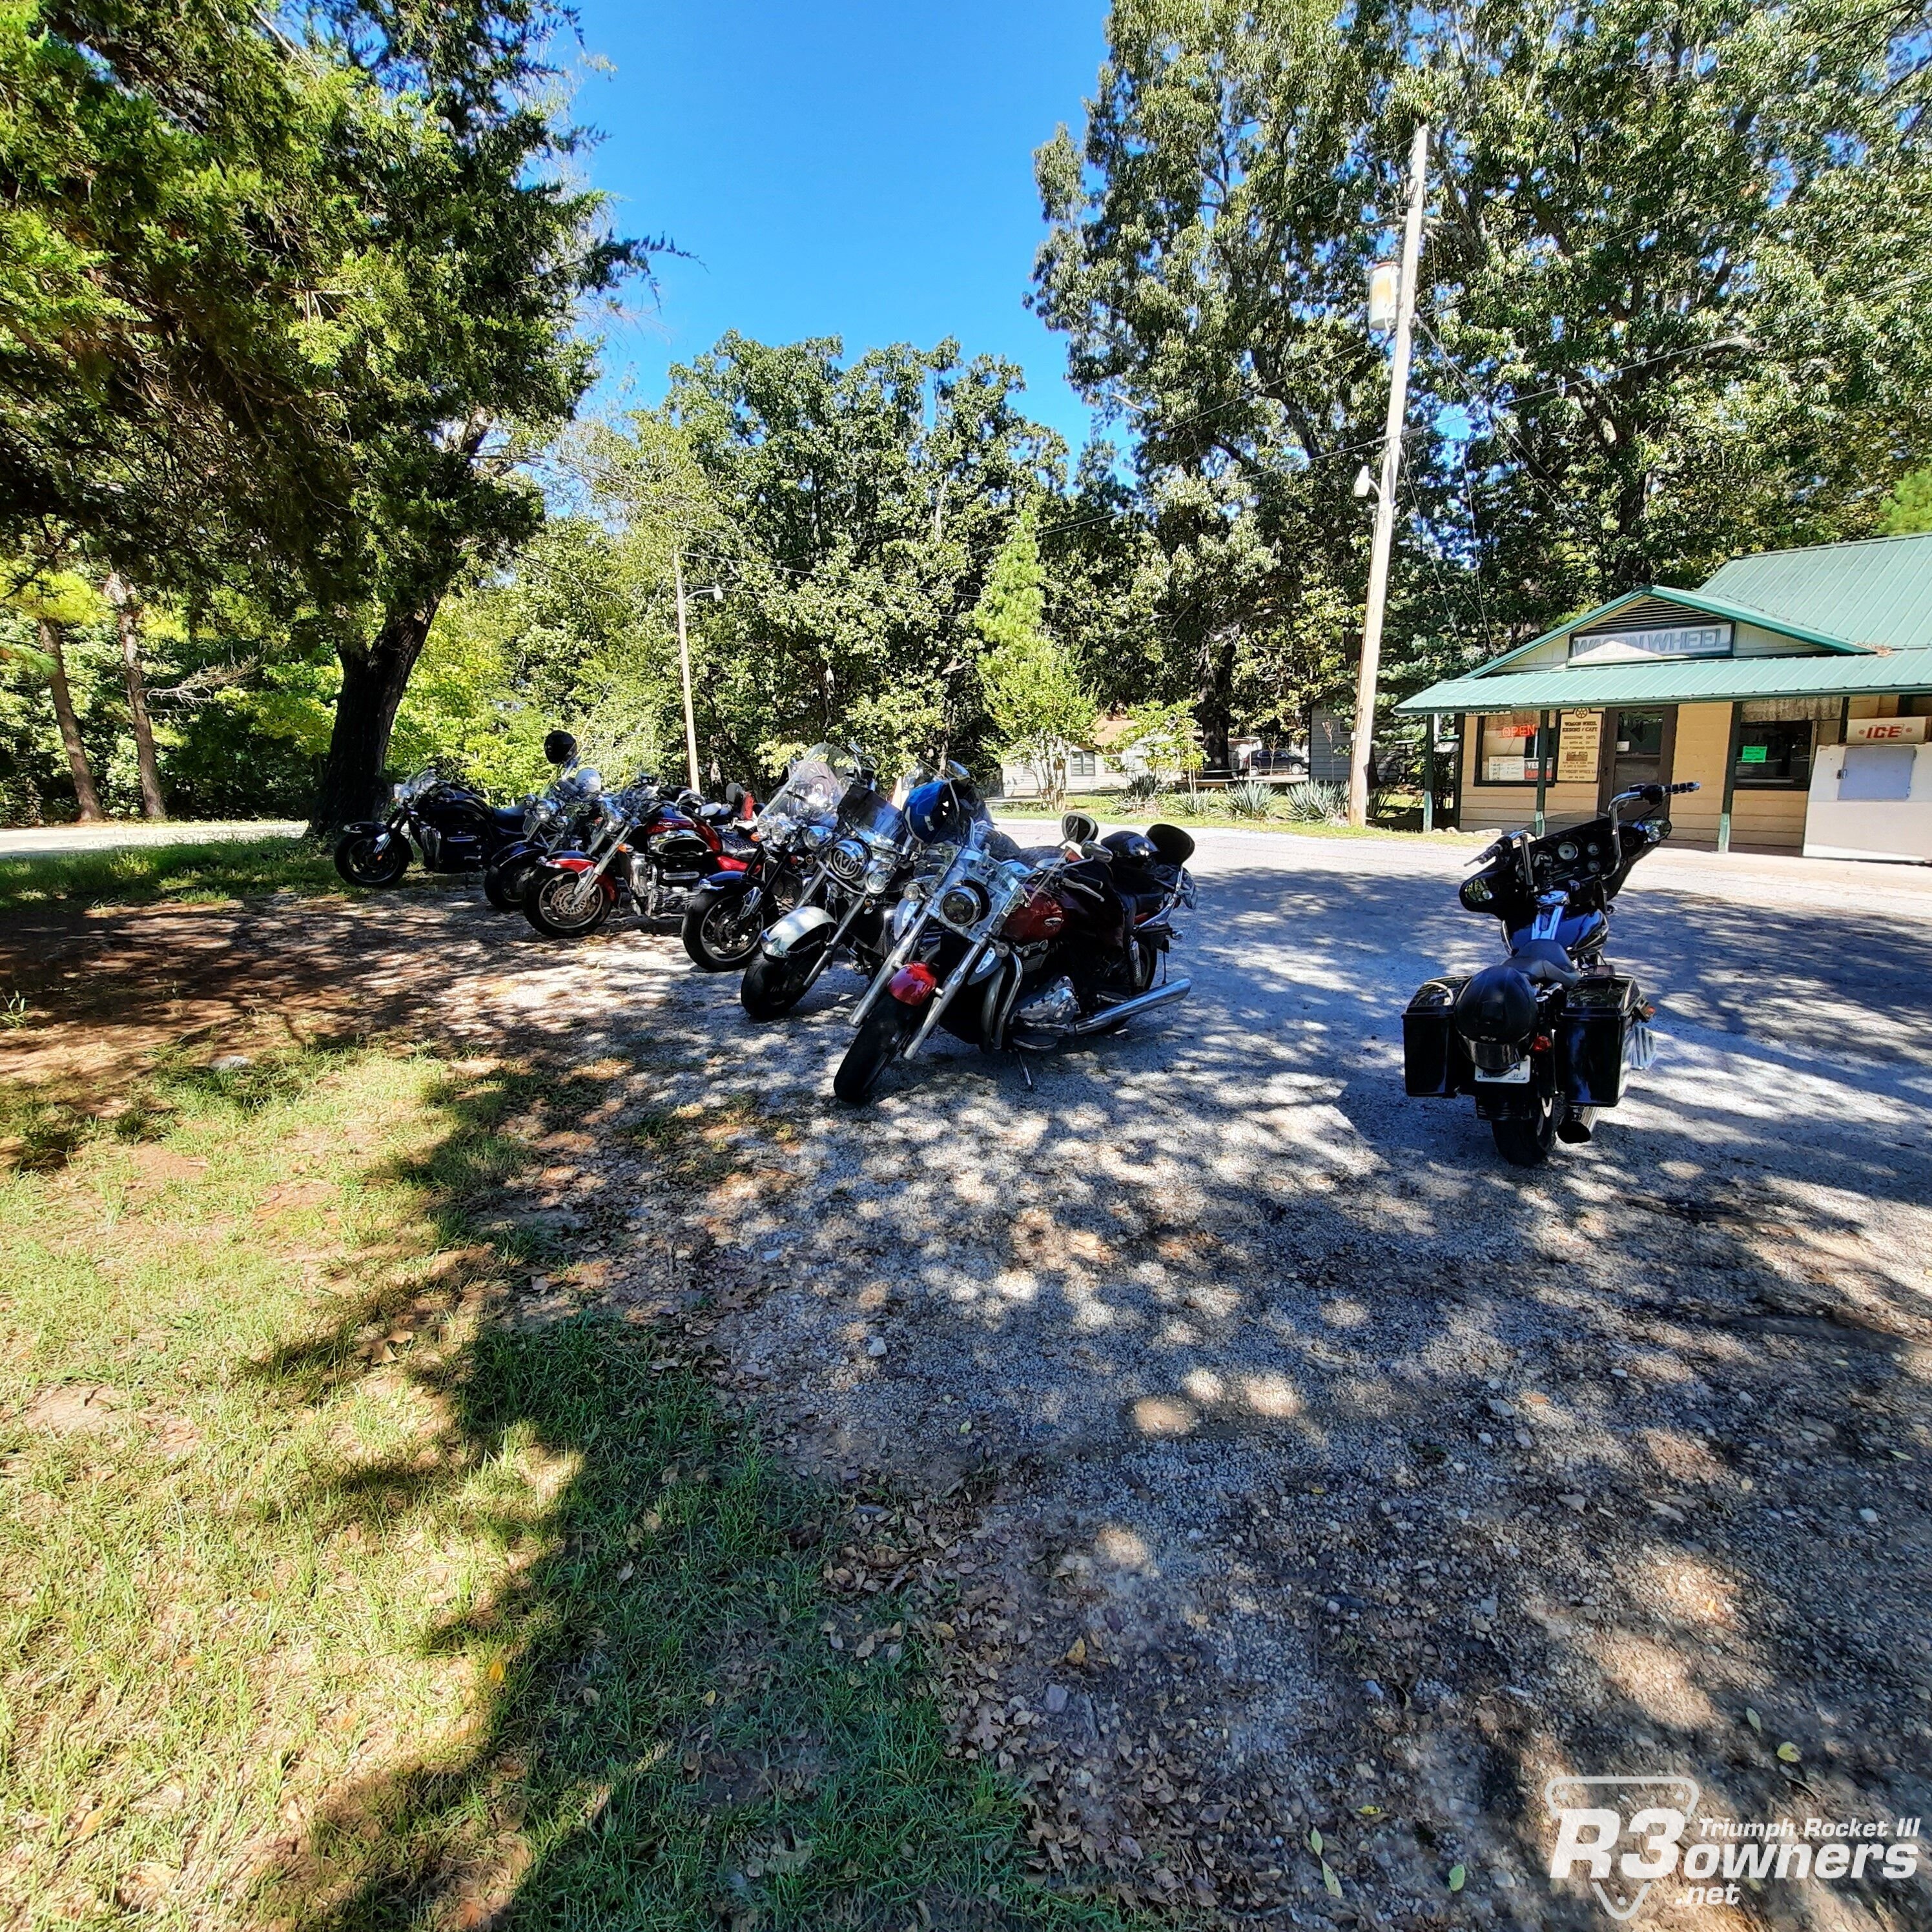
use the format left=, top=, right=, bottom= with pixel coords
left=7, top=830, right=1929, bottom=1927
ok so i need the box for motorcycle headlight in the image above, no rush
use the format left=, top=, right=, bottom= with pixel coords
left=939, top=881, right=989, bottom=928
left=864, top=852, right=899, bottom=892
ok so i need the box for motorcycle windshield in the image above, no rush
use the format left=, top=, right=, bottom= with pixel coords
left=757, top=750, right=852, bottom=835
left=839, top=784, right=909, bottom=846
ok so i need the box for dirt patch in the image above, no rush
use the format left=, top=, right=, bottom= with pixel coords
left=21, top=1383, right=124, bottom=1434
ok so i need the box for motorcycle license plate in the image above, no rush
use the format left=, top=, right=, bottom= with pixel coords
left=1473, top=1060, right=1531, bottom=1085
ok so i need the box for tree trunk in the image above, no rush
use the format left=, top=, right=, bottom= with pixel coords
left=38, top=618, right=104, bottom=821
left=105, top=575, right=165, bottom=820
left=311, top=603, right=440, bottom=831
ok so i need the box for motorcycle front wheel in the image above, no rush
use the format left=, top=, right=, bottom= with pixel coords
left=484, top=852, right=540, bottom=912
left=526, top=870, right=612, bottom=939
left=834, top=1001, right=916, bottom=1105
left=684, top=890, right=766, bottom=971
left=741, top=951, right=814, bottom=1022
left=334, top=830, right=409, bottom=888
left=1491, top=1088, right=1558, bottom=1168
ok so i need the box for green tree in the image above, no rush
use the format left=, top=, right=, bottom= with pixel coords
left=975, top=515, right=1096, bottom=802
left=1879, top=469, right=1932, bottom=537
left=1035, top=0, right=1932, bottom=739
left=302, top=6, right=642, bottom=827
left=1, top=562, right=107, bottom=819
left=597, top=334, right=1065, bottom=786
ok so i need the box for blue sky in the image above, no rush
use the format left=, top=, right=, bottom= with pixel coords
left=568, top=0, right=1110, bottom=456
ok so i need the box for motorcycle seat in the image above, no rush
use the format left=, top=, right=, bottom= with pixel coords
left=488, top=806, right=526, bottom=831
left=1507, top=938, right=1581, bottom=987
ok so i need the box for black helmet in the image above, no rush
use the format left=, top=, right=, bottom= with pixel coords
left=543, top=730, right=578, bottom=766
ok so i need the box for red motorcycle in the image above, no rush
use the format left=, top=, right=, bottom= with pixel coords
left=524, top=777, right=752, bottom=939
left=834, top=784, right=1196, bottom=1104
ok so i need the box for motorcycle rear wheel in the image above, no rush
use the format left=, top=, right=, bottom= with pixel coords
left=741, top=951, right=812, bottom=1021
left=684, top=890, right=766, bottom=971
left=1491, top=1089, right=1558, bottom=1167
left=835, top=1001, right=914, bottom=1105
left=526, top=870, right=612, bottom=938
left=334, top=831, right=409, bottom=888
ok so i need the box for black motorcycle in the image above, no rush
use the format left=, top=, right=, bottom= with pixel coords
left=1402, top=781, right=1698, bottom=1166
left=679, top=743, right=859, bottom=973
left=482, top=765, right=606, bottom=912
left=833, top=780, right=1195, bottom=1105
left=739, top=762, right=918, bottom=1020
left=333, top=767, right=526, bottom=889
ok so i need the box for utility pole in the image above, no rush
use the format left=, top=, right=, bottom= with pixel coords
left=673, top=549, right=701, bottom=794
left=1348, top=121, right=1430, bottom=830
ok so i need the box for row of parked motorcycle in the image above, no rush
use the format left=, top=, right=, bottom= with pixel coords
left=331, top=734, right=1199, bottom=1105
left=333, top=730, right=1698, bottom=1156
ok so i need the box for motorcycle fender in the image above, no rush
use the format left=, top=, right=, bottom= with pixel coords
left=713, top=855, right=750, bottom=873
left=762, top=905, right=836, bottom=960
left=545, top=854, right=619, bottom=901
left=342, top=820, right=386, bottom=837
left=690, top=871, right=757, bottom=908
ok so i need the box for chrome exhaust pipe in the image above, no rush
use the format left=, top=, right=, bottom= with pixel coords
left=1060, top=976, right=1192, bottom=1038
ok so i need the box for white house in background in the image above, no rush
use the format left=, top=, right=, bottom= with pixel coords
left=996, top=712, right=1151, bottom=798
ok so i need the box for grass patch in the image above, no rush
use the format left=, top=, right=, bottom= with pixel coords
left=0, top=835, right=440, bottom=913
left=0, top=1047, right=1122, bottom=1929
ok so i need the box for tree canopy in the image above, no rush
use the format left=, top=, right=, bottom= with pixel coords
left=1033, top=0, right=1932, bottom=751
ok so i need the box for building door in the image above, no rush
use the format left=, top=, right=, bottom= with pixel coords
left=1602, top=708, right=1676, bottom=805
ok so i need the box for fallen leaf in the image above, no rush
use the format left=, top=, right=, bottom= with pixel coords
left=1322, top=1860, right=1342, bottom=1897
left=1308, top=1827, right=1323, bottom=1855
left=1745, top=1707, right=1762, bottom=1733
left=485, top=1660, right=505, bottom=1687
left=1064, top=1636, right=1087, bottom=1667
left=1776, top=1742, right=1801, bottom=1763
left=1448, top=1863, right=1466, bottom=1893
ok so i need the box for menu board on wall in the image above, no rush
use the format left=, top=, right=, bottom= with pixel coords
left=1556, top=710, right=1602, bottom=785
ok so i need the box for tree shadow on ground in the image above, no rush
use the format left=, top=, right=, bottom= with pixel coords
left=248, top=1060, right=1124, bottom=1932
left=633, top=852, right=1932, bottom=1922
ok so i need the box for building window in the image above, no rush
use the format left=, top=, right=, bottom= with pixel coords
left=1475, top=712, right=1556, bottom=785
left=1733, top=720, right=1813, bottom=788
left=1067, top=749, right=1097, bottom=779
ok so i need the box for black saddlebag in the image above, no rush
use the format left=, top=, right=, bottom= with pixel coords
left=1403, top=977, right=1472, bottom=1096
left=1559, top=974, right=1645, bottom=1109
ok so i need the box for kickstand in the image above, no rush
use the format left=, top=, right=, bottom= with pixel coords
left=1019, top=1056, right=1034, bottom=1091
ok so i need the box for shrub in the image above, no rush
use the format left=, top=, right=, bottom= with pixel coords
left=1226, top=779, right=1278, bottom=820
left=1122, top=770, right=1165, bottom=804
left=1282, top=779, right=1348, bottom=823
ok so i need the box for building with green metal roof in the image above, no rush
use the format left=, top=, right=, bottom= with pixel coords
left=1397, top=532, right=1932, bottom=860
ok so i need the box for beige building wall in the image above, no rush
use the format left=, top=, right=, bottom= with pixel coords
left=1457, top=699, right=1823, bottom=850
left=1456, top=724, right=1599, bottom=831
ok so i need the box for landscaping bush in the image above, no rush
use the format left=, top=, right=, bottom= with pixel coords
left=1226, top=779, right=1278, bottom=820
left=1282, top=779, right=1348, bottom=823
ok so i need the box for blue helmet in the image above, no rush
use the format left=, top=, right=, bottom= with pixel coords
left=905, top=778, right=971, bottom=844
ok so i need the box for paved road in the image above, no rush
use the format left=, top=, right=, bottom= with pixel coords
left=0, top=819, right=307, bottom=859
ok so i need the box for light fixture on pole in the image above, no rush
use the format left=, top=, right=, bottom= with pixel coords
left=1352, top=464, right=1377, bottom=500
left=1368, top=261, right=1400, bottom=331
left=672, top=551, right=724, bottom=794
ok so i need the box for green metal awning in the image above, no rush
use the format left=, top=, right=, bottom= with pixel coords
left=1397, top=644, right=1932, bottom=715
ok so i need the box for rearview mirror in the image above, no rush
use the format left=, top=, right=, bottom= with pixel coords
left=1061, top=811, right=1100, bottom=845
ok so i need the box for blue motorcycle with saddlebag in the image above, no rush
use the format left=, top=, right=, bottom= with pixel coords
left=1401, top=781, right=1696, bottom=1166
